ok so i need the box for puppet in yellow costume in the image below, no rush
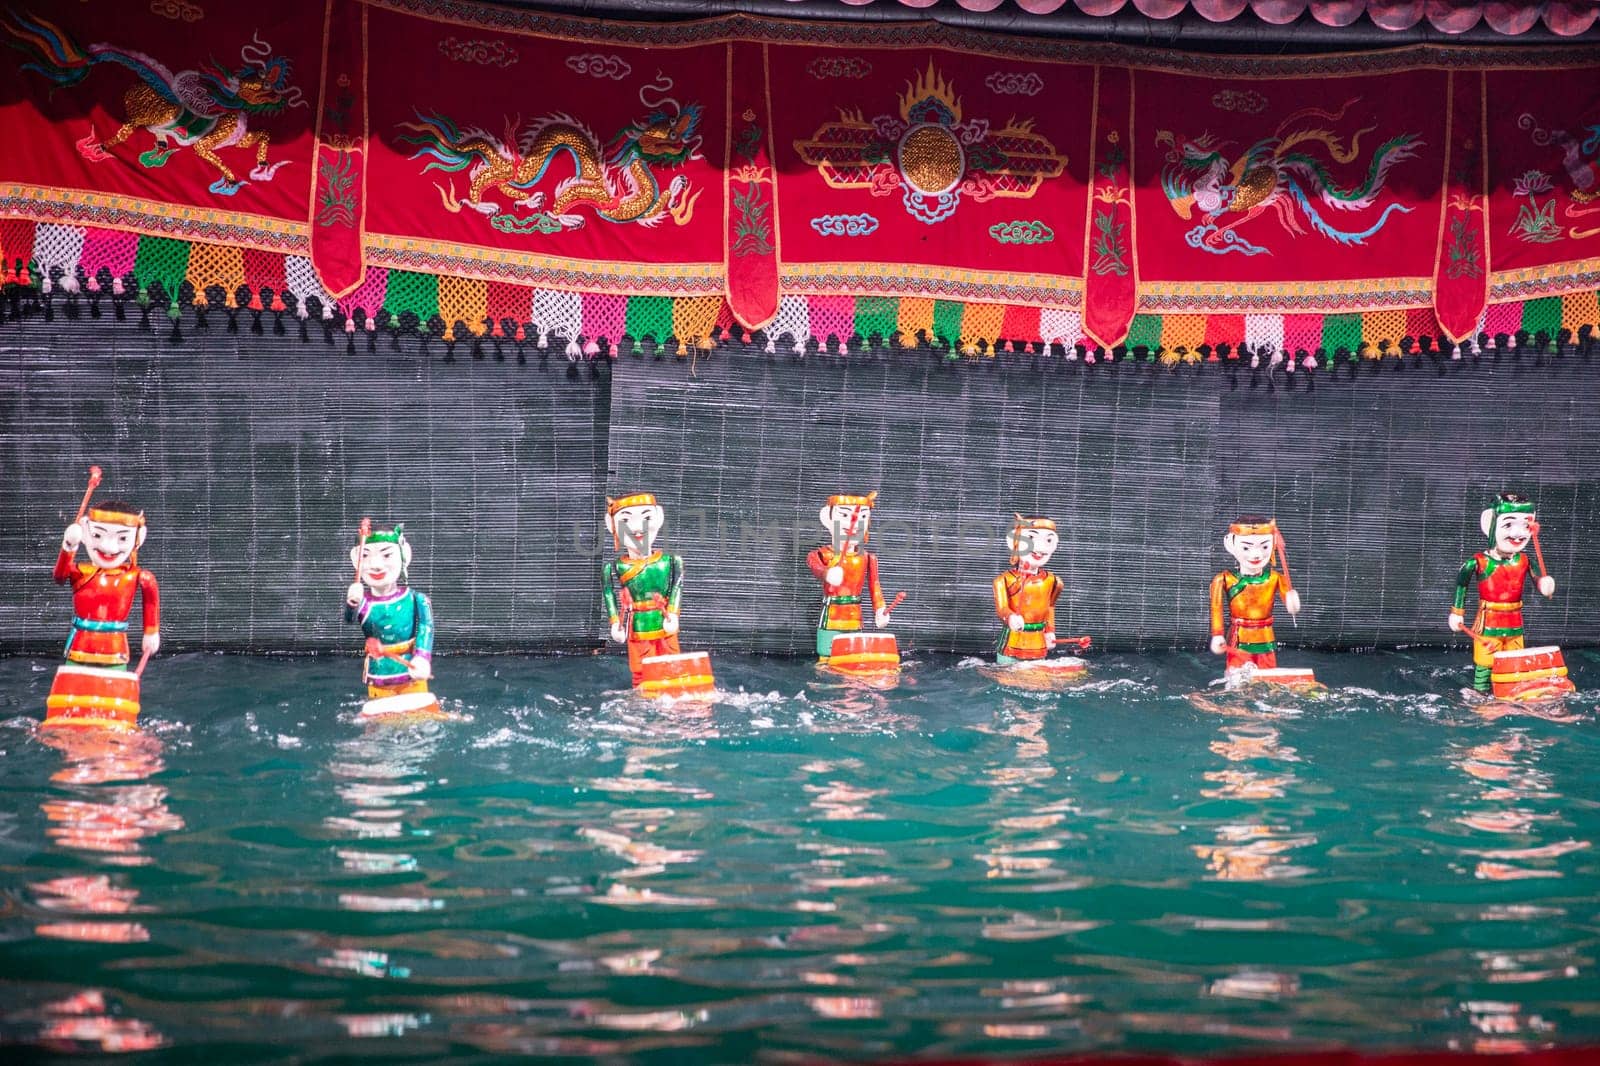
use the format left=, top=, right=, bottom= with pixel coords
left=807, top=492, right=892, bottom=660
left=1209, top=517, right=1301, bottom=674
left=993, top=515, right=1063, bottom=663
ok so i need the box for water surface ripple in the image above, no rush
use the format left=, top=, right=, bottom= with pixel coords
left=2, top=650, right=1598, bottom=1061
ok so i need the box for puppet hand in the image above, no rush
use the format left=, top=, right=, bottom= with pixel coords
left=663, top=612, right=680, bottom=636
left=1044, top=632, right=1057, bottom=650
left=1448, top=613, right=1464, bottom=632
left=346, top=582, right=365, bottom=608
left=62, top=523, right=84, bottom=551
left=609, top=620, right=627, bottom=644
left=1539, top=575, right=1555, bottom=598
left=874, top=608, right=891, bottom=629
left=825, top=565, right=844, bottom=588
left=1210, top=635, right=1227, bottom=655
left=1285, top=589, right=1301, bottom=615
left=142, top=632, right=160, bottom=657
left=1007, top=612, right=1025, bottom=632
left=409, top=656, right=432, bottom=681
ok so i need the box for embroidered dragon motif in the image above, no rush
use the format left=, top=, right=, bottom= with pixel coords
left=1155, top=99, right=1421, bottom=256
left=398, top=73, right=703, bottom=231
left=3, top=11, right=305, bottom=196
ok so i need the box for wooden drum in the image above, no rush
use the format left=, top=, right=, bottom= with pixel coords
left=639, top=651, right=716, bottom=697
left=44, top=663, right=140, bottom=731
left=359, top=690, right=444, bottom=720
left=826, top=632, right=901, bottom=675
left=1491, top=646, right=1576, bottom=702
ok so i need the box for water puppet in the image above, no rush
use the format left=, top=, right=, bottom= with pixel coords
left=603, top=493, right=714, bottom=697
left=345, top=520, right=441, bottom=719
left=1450, top=493, right=1573, bottom=703
left=1208, top=517, right=1310, bottom=687
left=990, top=514, right=1091, bottom=685
left=808, top=492, right=903, bottom=675
left=45, top=467, right=159, bottom=731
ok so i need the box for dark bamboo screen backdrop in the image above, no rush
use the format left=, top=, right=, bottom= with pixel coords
left=606, top=346, right=1600, bottom=655
left=0, top=317, right=609, bottom=654
left=2, top=315, right=1597, bottom=655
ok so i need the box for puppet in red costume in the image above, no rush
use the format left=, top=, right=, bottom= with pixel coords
left=54, top=500, right=159, bottom=668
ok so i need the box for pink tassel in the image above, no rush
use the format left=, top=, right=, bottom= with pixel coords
left=345, top=318, right=356, bottom=333
left=583, top=338, right=600, bottom=357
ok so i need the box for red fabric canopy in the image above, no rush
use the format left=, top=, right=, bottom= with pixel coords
left=786, top=0, right=1600, bottom=36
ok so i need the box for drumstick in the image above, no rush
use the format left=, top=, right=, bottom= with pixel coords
left=1054, top=634, right=1092, bottom=649
left=881, top=590, right=907, bottom=618
left=133, top=644, right=155, bottom=678
left=74, top=465, right=103, bottom=524
left=353, top=516, right=371, bottom=585
left=365, top=637, right=409, bottom=666
left=1274, top=529, right=1298, bottom=628
left=1456, top=604, right=1494, bottom=647
left=1530, top=521, right=1553, bottom=594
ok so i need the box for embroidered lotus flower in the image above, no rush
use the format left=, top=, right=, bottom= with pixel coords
left=1513, top=169, right=1553, bottom=197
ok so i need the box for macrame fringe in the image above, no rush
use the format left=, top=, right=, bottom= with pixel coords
left=2, top=223, right=1598, bottom=369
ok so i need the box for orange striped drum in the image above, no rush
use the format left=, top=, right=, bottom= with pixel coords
left=1226, top=666, right=1318, bottom=690
left=1491, top=646, right=1576, bottom=702
left=44, top=663, right=140, bottom=731
left=359, top=691, right=444, bottom=720
left=826, top=632, right=900, bottom=675
left=1254, top=667, right=1317, bottom=686
left=639, top=651, right=716, bottom=697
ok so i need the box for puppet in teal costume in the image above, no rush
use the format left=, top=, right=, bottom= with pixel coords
left=344, top=525, right=435, bottom=695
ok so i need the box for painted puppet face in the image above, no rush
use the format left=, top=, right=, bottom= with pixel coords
left=608, top=504, right=664, bottom=558
left=84, top=519, right=145, bottom=569
left=819, top=504, right=871, bottom=546
left=1008, top=527, right=1059, bottom=570
left=1224, top=532, right=1274, bottom=574
left=1489, top=512, right=1534, bottom=555
left=350, top=541, right=409, bottom=591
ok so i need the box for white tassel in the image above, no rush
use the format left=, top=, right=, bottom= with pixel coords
left=793, top=338, right=806, bottom=355
left=537, top=329, right=550, bottom=349
left=565, top=340, right=583, bottom=358
left=764, top=337, right=777, bottom=354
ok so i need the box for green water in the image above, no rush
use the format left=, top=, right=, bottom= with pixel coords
left=2, top=650, right=1599, bottom=1061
